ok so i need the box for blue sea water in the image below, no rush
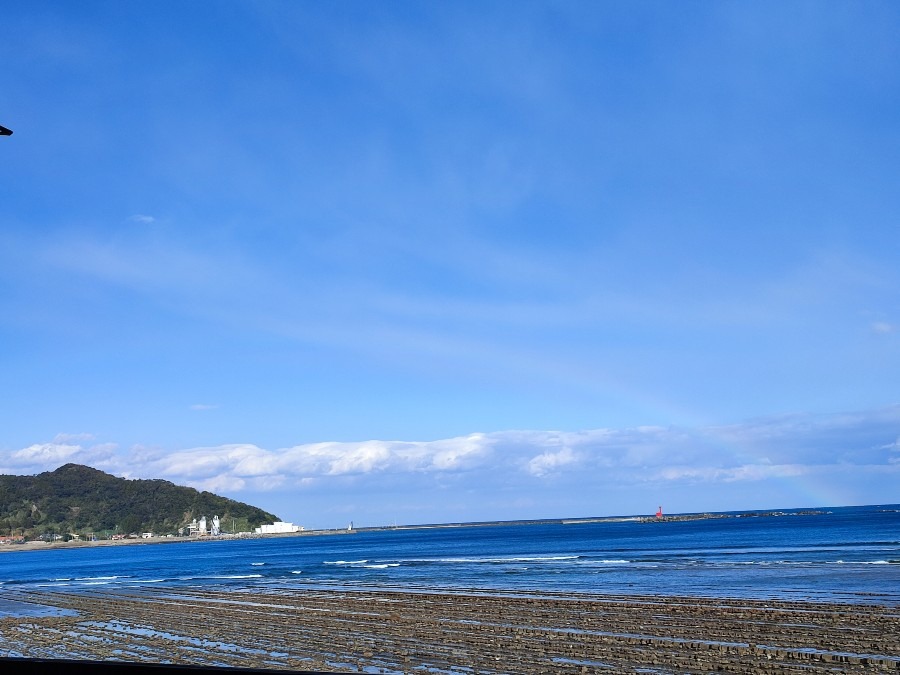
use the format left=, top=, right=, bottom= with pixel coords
left=1, top=505, right=898, bottom=612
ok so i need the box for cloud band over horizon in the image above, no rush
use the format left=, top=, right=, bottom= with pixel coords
left=3, top=406, right=897, bottom=528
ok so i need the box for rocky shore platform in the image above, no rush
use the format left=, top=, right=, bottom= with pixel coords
left=1, top=587, right=898, bottom=673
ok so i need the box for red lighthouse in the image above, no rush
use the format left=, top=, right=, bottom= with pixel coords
left=655, top=506, right=663, bottom=519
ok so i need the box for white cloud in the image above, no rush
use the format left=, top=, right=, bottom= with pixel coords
left=4, top=407, right=900, bottom=506
left=261, top=434, right=496, bottom=478
left=326, top=442, right=393, bottom=475
left=136, top=407, right=900, bottom=490
left=190, top=404, right=219, bottom=411
left=13, top=442, right=82, bottom=464
left=527, top=447, right=577, bottom=477
left=3, top=439, right=118, bottom=476
left=886, top=437, right=900, bottom=464
left=429, top=433, right=491, bottom=470
left=128, top=214, right=156, bottom=224
left=191, top=475, right=247, bottom=494
left=150, top=443, right=269, bottom=479
left=871, top=321, right=896, bottom=334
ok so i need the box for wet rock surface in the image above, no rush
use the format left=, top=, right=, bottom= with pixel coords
left=1, top=588, right=898, bottom=673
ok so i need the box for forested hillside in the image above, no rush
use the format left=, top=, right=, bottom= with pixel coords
left=0, top=463, right=279, bottom=538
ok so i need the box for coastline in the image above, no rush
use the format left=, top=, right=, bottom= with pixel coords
left=0, top=537, right=190, bottom=554
left=0, top=507, right=839, bottom=555
left=0, top=529, right=358, bottom=555
left=1, top=587, right=897, bottom=673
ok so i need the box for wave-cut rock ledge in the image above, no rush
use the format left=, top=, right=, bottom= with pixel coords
left=1, top=588, right=898, bottom=673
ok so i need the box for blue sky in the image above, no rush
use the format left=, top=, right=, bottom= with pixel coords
left=1, top=2, right=898, bottom=528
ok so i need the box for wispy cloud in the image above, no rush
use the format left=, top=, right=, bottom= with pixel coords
left=52, top=432, right=96, bottom=443
left=41, top=236, right=231, bottom=294
left=872, top=321, right=896, bottom=334
left=653, top=463, right=808, bottom=483
left=189, top=404, right=219, bottom=411
left=128, top=214, right=156, bottom=224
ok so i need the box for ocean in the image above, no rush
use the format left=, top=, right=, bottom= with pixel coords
left=2, top=504, right=899, bottom=614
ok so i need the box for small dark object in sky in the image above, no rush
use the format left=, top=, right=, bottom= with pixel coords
left=0, top=124, right=13, bottom=136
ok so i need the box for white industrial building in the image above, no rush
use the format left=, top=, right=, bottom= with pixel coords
left=254, top=521, right=303, bottom=534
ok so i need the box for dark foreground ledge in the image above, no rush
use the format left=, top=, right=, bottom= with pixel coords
left=2, top=587, right=899, bottom=673
left=0, top=658, right=346, bottom=675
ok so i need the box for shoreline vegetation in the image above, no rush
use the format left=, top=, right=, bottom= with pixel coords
left=0, top=508, right=834, bottom=555
left=1, top=587, right=897, bottom=673
left=0, top=463, right=278, bottom=546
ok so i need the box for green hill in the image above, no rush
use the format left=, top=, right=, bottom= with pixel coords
left=0, top=463, right=279, bottom=539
